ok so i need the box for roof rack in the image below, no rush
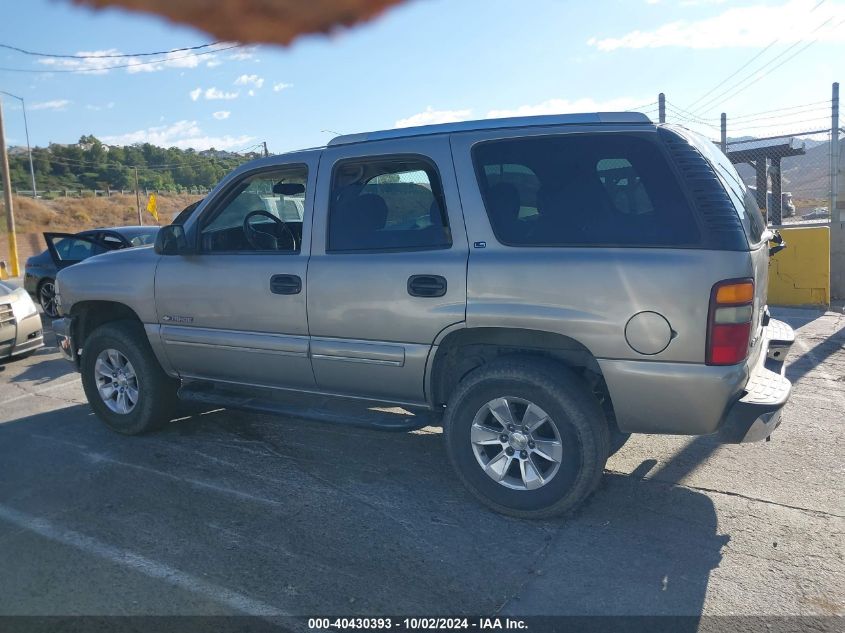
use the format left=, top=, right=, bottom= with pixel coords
left=328, top=112, right=652, bottom=146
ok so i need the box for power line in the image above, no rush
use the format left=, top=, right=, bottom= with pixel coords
left=0, top=44, right=239, bottom=73
left=0, top=41, right=224, bottom=59
left=692, top=13, right=842, bottom=115
left=685, top=0, right=827, bottom=112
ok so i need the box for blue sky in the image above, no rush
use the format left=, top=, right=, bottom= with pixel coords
left=1, top=0, right=843, bottom=153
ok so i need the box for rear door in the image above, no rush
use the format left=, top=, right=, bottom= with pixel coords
left=43, top=232, right=108, bottom=270
left=307, top=135, right=469, bottom=404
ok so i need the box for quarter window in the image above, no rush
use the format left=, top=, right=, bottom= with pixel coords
left=473, top=134, right=700, bottom=247
left=328, top=157, right=451, bottom=252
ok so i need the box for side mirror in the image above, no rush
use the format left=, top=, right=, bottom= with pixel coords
left=154, top=225, right=190, bottom=255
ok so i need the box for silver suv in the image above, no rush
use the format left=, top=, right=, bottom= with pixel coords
left=52, top=113, right=795, bottom=518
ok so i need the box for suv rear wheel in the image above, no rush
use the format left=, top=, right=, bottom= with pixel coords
left=443, top=357, right=609, bottom=518
left=81, top=320, right=179, bottom=435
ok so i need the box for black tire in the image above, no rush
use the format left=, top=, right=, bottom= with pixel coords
left=443, top=357, right=609, bottom=519
left=81, top=320, right=179, bottom=435
left=38, top=278, right=59, bottom=319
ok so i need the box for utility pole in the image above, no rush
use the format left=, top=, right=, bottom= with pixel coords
left=134, top=166, right=142, bottom=225
left=720, top=113, right=727, bottom=153
left=263, top=141, right=269, bottom=157
left=658, top=93, right=666, bottom=123
left=0, top=97, right=20, bottom=277
left=0, top=91, right=36, bottom=198
left=832, top=82, right=840, bottom=222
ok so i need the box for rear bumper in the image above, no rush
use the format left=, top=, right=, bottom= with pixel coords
left=717, top=317, right=794, bottom=443
left=598, top=317, right=794, bottom=440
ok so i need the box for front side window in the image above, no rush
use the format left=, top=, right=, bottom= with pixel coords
left=200, top=166, right=307, bottom=253
left=473, top=134, right=700, bottom=247
left=328, top=156, right=451, bottom=252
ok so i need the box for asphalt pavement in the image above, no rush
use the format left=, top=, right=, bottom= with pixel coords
left=0, top=305, right=842, bottom=620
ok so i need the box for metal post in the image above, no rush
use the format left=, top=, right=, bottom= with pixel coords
left=263, top=141, right=269, bottom=157
left=721, top=113, right=727, bottom=153
left=0, top=98, right=20, bottom=277
left=0, top=91, right=37, bottom=198
left=134, top=167, right=142, bottom=225
left=20, top=98, right=36, bottom=198
left=771, top=158, right=782, bottom=225
left=658, top=93, right=665, bottom=123
left=755, top=159, right=768, bottom=221
left=832, top=82, right=840, bottom=222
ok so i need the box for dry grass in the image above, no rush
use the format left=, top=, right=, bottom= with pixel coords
left=2, top=193, right=203, bottom=234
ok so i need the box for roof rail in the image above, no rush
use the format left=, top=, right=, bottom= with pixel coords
left=328, top=112, right=652, bottom=146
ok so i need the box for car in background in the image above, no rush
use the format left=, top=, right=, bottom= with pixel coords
left=24, top=226, right=160, bottom=318
left=0, top=280, right=43, bottom=361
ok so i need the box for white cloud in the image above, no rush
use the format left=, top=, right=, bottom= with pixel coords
left=395, top=106, right=473, bottom=128
left=486, top=97, right=649, bottom=119
left=589, top=0, right=845, bottom=50
left=228, top=48, right=257, bottom=61
left=101, top=119, right=254, bottom=151
left=204, top=87, right=239, bottom=100
left=206, top=59, right=222, bottom=68
left=234, top=74, right=264, bottom=88
left=273, top=82, right=293, bottom=92
left=36, top=46, right=226, bottom=74
left=395, top=97, right=655, bottom=130
left=248, top=89, right=255, bottom=97
left=213, top=110, right=231, bottom=120
left=30, top=99, right=71, bottom=111
left=189, top=87, right=202, bottom=101
left=85, top=101, right=115, bottom=111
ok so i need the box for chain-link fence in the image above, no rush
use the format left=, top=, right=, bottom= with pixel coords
left=659, top=96, right=840, bottom=226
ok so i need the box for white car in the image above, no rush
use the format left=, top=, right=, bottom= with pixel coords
left=0, top=280, right=44, bottom=361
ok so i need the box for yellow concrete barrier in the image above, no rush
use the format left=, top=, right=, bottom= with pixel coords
left=768, top=225, right=830, bottom=306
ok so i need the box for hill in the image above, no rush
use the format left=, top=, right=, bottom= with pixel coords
left=5, top=135, right=259, bottom=193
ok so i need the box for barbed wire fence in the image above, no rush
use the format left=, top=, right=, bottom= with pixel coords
left=649, top=85, right=841, bottom=227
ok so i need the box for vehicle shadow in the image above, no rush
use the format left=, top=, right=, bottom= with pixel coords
left=0, top=403, right=726, bottom=618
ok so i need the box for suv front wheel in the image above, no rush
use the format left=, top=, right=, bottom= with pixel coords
left=81, top=320, right=179, bottom=435
left=443, top=357, right=609, bottom=518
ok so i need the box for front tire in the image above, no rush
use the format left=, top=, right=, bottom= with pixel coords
left=81, top=320, right=179, bottom=435
left=443, top=357, right=609, bottom=519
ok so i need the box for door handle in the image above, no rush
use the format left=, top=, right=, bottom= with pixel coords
left=270, top=274, right=302, bottom=295
left=408, top=275, right=447, bottom=298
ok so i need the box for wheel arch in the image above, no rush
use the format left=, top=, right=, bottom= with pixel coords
left=427, top=326, right=618, bottom=431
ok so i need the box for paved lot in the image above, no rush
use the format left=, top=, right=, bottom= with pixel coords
left=0, top=307, right=842, bottom=618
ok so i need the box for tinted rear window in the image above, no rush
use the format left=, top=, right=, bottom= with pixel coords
left=680, top=130, right=767, bottom=243
left=473, top=134, right=700, bottom=247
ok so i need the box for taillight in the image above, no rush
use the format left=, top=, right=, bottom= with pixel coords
left=707, top=279, right=754, bottom=366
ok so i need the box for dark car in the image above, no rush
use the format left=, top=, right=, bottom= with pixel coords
left=24, top=226, right=160, bottom=318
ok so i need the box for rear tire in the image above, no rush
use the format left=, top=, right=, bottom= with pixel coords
left=443, top=357, right=609, bottom=519
left=81, top=320, right=179, bottom=435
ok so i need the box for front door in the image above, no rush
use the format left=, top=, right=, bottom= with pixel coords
left=154, top=155, right=317, bottom=390
left=307, top=135, right=469, bottom=404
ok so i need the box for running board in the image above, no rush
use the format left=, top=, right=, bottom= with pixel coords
left=178, top=381, right=434, bottom=431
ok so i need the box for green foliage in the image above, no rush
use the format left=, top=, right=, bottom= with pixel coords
left=7, top=135, right=258, bottom=193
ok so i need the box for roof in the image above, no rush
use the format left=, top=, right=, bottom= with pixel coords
left=328, top=112, right=653, bottom=146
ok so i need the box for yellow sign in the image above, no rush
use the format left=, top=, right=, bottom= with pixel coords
left=146, top=193, right=159, bottom=222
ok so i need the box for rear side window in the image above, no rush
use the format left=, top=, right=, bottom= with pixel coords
left=473, top=134, right=700, bottom=247
left=328, top=156, right=451, bottom=252
left=682, top=130, right=767, bottom=243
